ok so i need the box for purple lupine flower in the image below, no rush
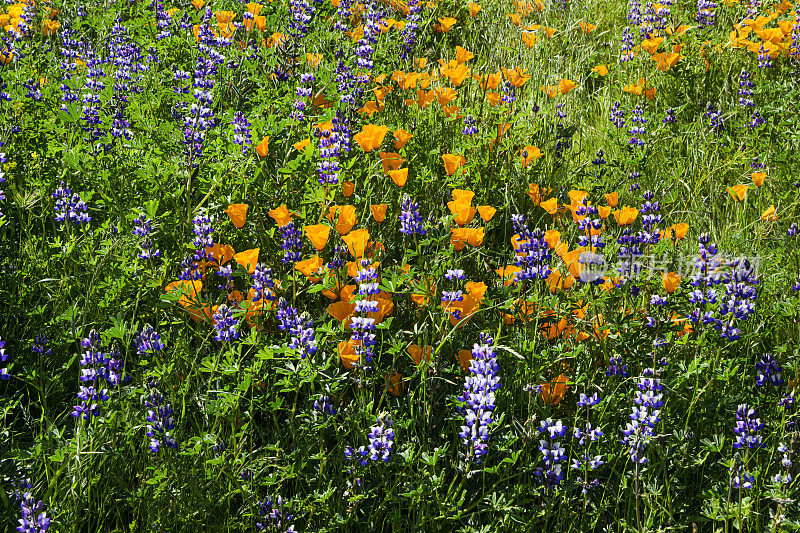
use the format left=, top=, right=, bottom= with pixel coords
left=537, top=418, right=567, bottom=488
left=773, top=442, right=794, bottom=486
left=621, top=368, right=664, bottom=464
left=792, top=11, right=800, bottom=62
left=313, top=395, right=337, bottom=416
left=592, top=149, right=606, bottom=166
left=279, top=221, right=303, bottom=263
left=231, top=112, right=251, bottom=154
left=607, top=356, right=629, bottom=377
left=53, top=182, right=90, bottom=224
left=399, top=197, right=426, bottom=236
left=757, top=44, right=773, bottom=69
left=399, top=0, right=421, bottom=59
left=251, top=263, right=276, bottom=303
left=610, top=101, right=625, bottom=128
left=133, top=213, right=161, bottom=260
left=462, top=116, right=479, bottom=136
left=256, top=496, right=296, bottom=532
left=154, top=2, right=173, bottom=40
left=696, top=0, right=718, bottom=28
left=733, top=404, right=765, bottom=449
left=16, top=493, right=51, bottom=533
left=134, top=324, right=165, bottom=356
left=716, top=257, right=758, bottom=341
left=628, top=105, right=647, bottom=146
left=349, top=264, right=379, bottom=364
left=732, top=466, right=755, bottom=489
left=704, top=102, right=725, bottom=133
left=511, top=215, right=552, bottom=283
left=367, top=414, right=395, bottom=462
left=0, top=337, right=8, bottom=380
left=458, top=334, right=501, bottom=463
left=192, top=214, right=214, bottom=263
left=213, top=304, right=240, bottom=342
left=640, top=190, right=662, bottom=244
left=620, top=27, right=635, bottom=62
left=739, top=70, right=754, bottom=107
left=276, top=300, right=318, bottom=359
left=144, top=379, right=177, bottom=453
left=755, top=353, right=783, bottom=389
left=663, top=108, right=676, bottom=123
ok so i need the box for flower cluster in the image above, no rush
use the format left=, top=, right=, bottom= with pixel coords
left=621, top=368, right=664, bottom=464
left=53, top=182, right=90, bottom=225
left=511, top=215, right=552, bottom=282
left=276, top=300, right=317, bottom=359
left=256, top=496, right=296, bottom=532
left=213, top=304, right=240, bottom=343
left=135, top=324, right=165, bottom=356
left=16, top=492, right=51, bottom=533
left=399, top=196, right=426, bottom=236
left=144, top=379, right=177, bottom=453
left=132, top=213, right=161, bottom=260
left=458, top=334, right=501, bottom=462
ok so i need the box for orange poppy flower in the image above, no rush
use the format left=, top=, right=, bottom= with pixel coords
left=339, top=340, right=360, bottom=369
left=408, top=344, right=433, bottom=365
left=592, top=64, right=609, bottom=76
left=379, top=151, right=405, bottom=173
left=234, top=248, right=260, bottom=273
left=540, top=197, right=558, bottom=215
left=544, top=229, right=561, bottom=249
left=495, top=265, right=522, bottom=286
left=268, top=204, right=295, bottom=226
left=541, top=374, right=569, bottom=405
left=547, top=269, right=575, bottom=292
left=605, top=192, right=619, bottom=207
left=502, top=67, right=530, bottom=87
left=192, top=0, right=205, bottom=8
left=165, top=279, right=203, bottom=310
left=579, top=21, right=597, bottom=33
left=457, top=349, right=473, bottom=371
left=255, top=136, right=269, bottom=157
left=612, top=206, right=639, bottom=226
left=480, top=70, right=502, bottom=91
left=353, top=124, right=389, bottom=152
left=386, top=371, right=404, bottom=396
left=468, top=2, right=481, bottom=16
left=435, top=86, right=458, bottom=106
left=225, top=203, right=248, bottom=229
left=751, top=172, right=766, bottom=187
left=662, top=271, right=681, bottom=293
left=393, top=128, right=412, bottom=149
left=477, top=205, right=496, bottom=222
left=761, top=205, right=777, bottom=221
left=343, top=228, right=370, bottom=258
left=521, top=145, right=543, bottom=167
left=559, top=78, right=576, bottom=94
left=207, top=243, right=235, bottom=268
left=527, top=183, right=552, bottom=205
left=727, top=184, right=748, bottom=202
left=370, top=204, right=388, bottom=223
left=304, top=225, right=331, bottom=251
left=436, top=16, right=457, bottom=32
left=455, top=46, right=474, bottom=63
left=661, top=223, right=689, bottom=244
left=389, top=168, right=408, bottom=187
left=327, top=205, right=358, bottom=235
left=442, top=153, right=466, bottom=176
left=597, top=205, right=611, bottom=219
left=343, top=181, right=355, bottom=198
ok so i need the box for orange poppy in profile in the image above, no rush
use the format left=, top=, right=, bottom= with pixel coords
left=579, top=21, right=597, bottom=33
left=353, top=124, right=389, bottom=152
left=234, top=248, right=260, bottom=273
left=339, top=340, right=360, bottom=369
left=304, top=225, right=331, bottom=251
left=255, top=136, right=269, bottom=157
left=389, top=168, right=408, bottom=187
left=477, top=205, right=496, bottom=222
left=761, top=205, right=777, bottom=221
left=751, top=172, right=766, bottom=187
left=468, top=2, right=481, bottom=16
left=436, top=16, right=457, bottom=32
left=605, top=192, right=619, bottom=207
left=192, top=0, right=205, bottom=8
left=457, top=349, right=473, bottom=371
left=540, top=197, right=558, bottom=215
left=343, top=181, right=355, bottom=198
left=165, top=279, right=203, bottom=310
left=495, top=265, right=522, bottom=286
left=455, top=46, right=474, bottom=63
left=541, top=374, right=569, bottom=406
left=393, top=128, right=412, bottom=149
left=379, top=151, right=405, bottom=173
left=727, top=184, right=748, bottom=202
left=442, top=154, right=466, bottom=176
left=207, top=243, right=235, bottom=269
left=327, top=205, right=358, bottom=235
left=370, top=204, right=388, bottom=223
left=226, top=203, right=248, bottom=229
left=268, top=204, right=295, bottom=226
left=343, top=228, right=371, bottom=258
left=592, top=64, right=609, bottom=76
left=661, top=223, right=689, bottom=244
left=558, top=78, right=576, bottom=94
left=662, top=271, right=681, bottom=293
left=544, top=229, right=561, bottom=249
left=408, top=344, right=433, bottom=365
left=597, top=205, right=611, bottom=219
left=386, top=370, right=404, bottom=396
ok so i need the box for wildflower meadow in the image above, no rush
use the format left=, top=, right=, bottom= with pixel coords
left=1, top=0, right=800, bottom=530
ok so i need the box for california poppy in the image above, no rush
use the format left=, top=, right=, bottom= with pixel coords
left=339, top=340, right=360, bottom=369
left=521, top=145, right=543, bottom=167
left=234, top=248, right=260, bottom=273
left=468, top=2, right=481, bottom=15
left=612, top=206, right=639, bottom=226
left=727, top=184, right=748, bottom=202
left=408, top=344, right=433, bottom=365
left=226, top=204, right=248, bottom=229
left=436, top=16, right=457, bottom=32
left=477, top=205, right=496, bottom=222
left=268, top=204, right=295, bottom=226
left=327, top=205, right=358, bottom=235
left=752, top=172, right=766, bottom=187
left=442, top=154, right=466, bottom=176
left=304, top=225, right=331, bottom=251
left=393, top=128, right=412, bottom=149
left=761, top=205, right=777, bottom=221
left=592, top=64, right=609, bottom=76
left=370, top=204, right=388, bottom=223
left=353, top=124, right=389, bottom=152
left=255, top=136, right=269, bottom=157
left=343, top=181, right=355, bottom=198
left=605, top=192, right=619, bottom=207
left=662, top=271, right=681, bottom=293
left=541, top=374, right=569, bottom=406
left=389, top=168, right=408, bottom=187
left=386, top=371, right=404, bottom=397
left=343, top=228, right=371, bottom=258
